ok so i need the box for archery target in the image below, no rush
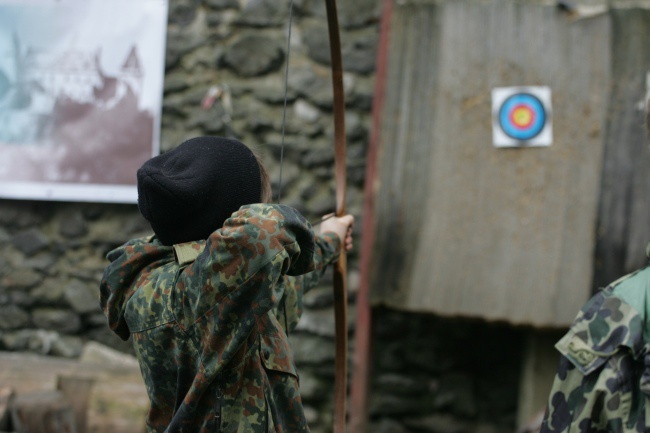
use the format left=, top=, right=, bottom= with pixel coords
left=492, top=86, right=552, bottom=147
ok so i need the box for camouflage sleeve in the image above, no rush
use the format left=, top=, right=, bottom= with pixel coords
left=541, top=290, right=646, bottom=433
left=275, top=232, right=341, bottom=332
left=177, top=204, right=316, bottom=322
left=166, top=204, right=322, bottom=374
left=542, top=352, right=641, bottom=433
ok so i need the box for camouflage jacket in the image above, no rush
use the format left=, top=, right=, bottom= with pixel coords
left=100, top=204, right=340, bottom=433
left=541, top=245, right=650, bottom=433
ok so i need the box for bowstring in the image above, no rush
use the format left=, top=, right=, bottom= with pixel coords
left=277, top=0, right=294, bottom=205
left=276, top=0, right=327, bottom=229
left=279, top=0, right=295, bottom=335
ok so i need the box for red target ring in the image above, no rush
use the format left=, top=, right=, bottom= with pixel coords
left=509, top=104, right=535, bottom=129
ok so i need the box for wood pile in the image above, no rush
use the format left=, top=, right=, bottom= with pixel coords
left=0, top=343, right=148, bottom=433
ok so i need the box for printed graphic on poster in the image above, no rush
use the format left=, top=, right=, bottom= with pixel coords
left=0, top=0, right=168, bottom=203
left=492, top=86, right=553, bottom=148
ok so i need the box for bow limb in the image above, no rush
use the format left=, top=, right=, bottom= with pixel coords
left=324, top=1, right=348, bottom=432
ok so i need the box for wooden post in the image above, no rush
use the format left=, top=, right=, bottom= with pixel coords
left=0, top=386, right=15, bottom=431
left=57, top=375, right=95, bottom=433
left=516, top=330, right=564, bottom=431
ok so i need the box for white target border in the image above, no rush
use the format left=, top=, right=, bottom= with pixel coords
left=491, top=86, right=553, bottom=148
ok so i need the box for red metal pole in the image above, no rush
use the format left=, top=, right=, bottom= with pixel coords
left=348, top=0, right=393, bottom=431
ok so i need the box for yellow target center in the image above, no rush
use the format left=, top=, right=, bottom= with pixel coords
left=511, top=106, right=533, bottom=127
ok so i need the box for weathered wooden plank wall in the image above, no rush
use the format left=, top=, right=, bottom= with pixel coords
left=594, top=9, right=650, bottom=290
left=369, top=0, right=615, bottom=326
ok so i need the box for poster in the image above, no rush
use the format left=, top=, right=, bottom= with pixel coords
left=0, top=0, right=168, bottom=203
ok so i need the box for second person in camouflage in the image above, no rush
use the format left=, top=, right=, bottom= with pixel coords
left=541, top=104, right=650, bottom=432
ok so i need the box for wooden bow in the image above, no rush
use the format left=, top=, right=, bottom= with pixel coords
left=323, top=1, right=348, bottom=432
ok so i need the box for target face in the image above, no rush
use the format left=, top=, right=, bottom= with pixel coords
left=492, top=87, right=552, bottom=147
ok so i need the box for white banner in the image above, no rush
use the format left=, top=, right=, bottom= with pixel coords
left=0, top=0, right=168, bottom=203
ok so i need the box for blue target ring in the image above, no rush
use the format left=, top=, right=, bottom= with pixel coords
left=498, top=93, right=546, bottom=141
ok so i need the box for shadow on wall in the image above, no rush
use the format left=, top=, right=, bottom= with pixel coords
left=368, top=307, right=526, bottom=433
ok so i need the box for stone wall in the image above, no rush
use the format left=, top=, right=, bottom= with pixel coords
left=368, top=309, right=524, bottom=433
left=0, top=1, right=524, bottom=432
left=0, top=201, right=150, bottom=357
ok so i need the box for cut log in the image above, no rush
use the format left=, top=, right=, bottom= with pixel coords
left=11, top=390, right=76, bottom=433
left=0, top=350, right=148, bottom=433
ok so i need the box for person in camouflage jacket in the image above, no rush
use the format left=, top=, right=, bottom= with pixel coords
left=541, top=244, right=650, bottom=432
left=99, top=136, right=354, bottom=433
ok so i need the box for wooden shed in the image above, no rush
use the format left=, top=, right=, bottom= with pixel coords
left=364, top=0, right=650, bottom=328
left=350, top=1, right=650, bottom=428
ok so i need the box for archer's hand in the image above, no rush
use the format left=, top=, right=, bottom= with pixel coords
left=320, top=214, right=354, bottom=252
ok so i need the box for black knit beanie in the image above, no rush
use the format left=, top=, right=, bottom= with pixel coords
left=137, top=136, right=262, bottom=246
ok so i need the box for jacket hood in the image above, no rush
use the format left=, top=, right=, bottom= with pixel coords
left=100, top=236, right=175, bottom=341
